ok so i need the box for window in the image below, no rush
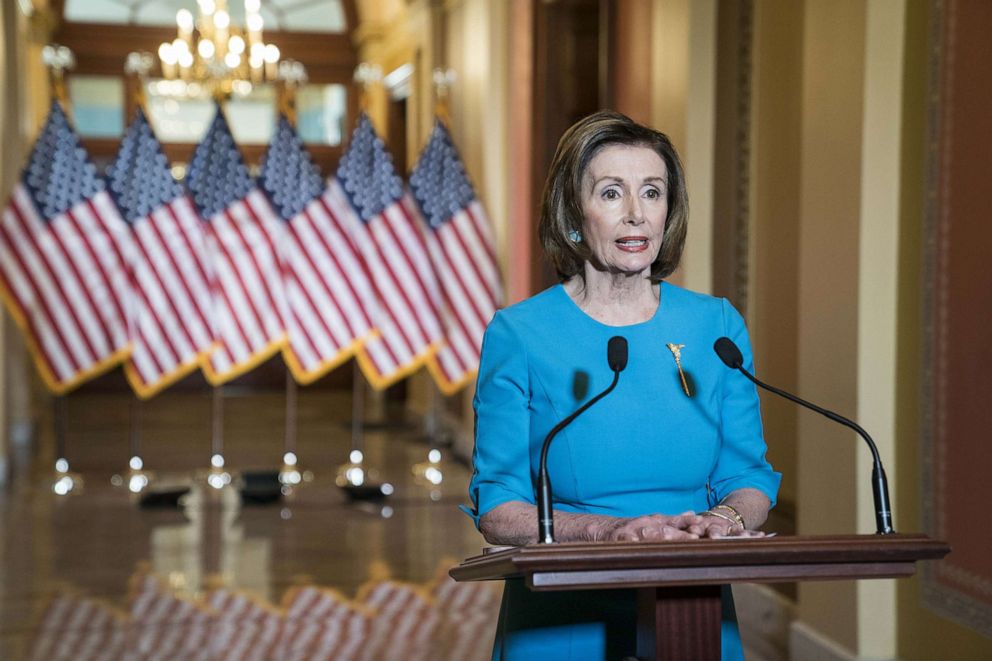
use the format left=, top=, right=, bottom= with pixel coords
left=68, top=75, right=124, bottom=138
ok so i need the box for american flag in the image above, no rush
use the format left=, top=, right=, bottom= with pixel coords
left=186, top=106, right=288, bottom=384
left=259, top=116, right=375, bottom=384
left=106, top=108, right=216, bottom=398
left=0, top=101, right=132, bottom=393
left=409, top=122, right=502, bottom=394
left=325, top=115, right=442, bottom=388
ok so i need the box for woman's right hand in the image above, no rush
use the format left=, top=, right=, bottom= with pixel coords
left=589, top=512, right=706, bottom=542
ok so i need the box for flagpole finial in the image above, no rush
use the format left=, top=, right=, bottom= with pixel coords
left=353, top=62, right=383, bottom=113
left=432, top=67, right=456, bottom=126
left=42, top=43, right=75, bottom=111
left=124, top=51, right=155, bottom=115
left=276, top=59, right=308, bottom=126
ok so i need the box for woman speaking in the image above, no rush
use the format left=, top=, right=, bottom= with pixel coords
left=463, top=111, right=781, bottom=660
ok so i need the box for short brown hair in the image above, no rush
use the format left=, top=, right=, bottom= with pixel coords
left=538, top=110, right=689, bottom=282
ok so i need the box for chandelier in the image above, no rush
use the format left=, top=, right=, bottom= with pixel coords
left=157, top=0, right=281, bottom=98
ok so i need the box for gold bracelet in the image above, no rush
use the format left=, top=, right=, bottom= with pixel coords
left=701, top=510, right=741, bottom=530
left=713, top=504, right=745, bottom=529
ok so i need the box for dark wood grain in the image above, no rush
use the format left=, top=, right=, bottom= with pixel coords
left=638, top=585, right=722, bottom=661
left=450, top=534, right=949, bottom=586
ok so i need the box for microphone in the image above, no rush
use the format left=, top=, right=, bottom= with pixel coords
left=537, top=336, right=628, bottom=544
left=713, top=337, right=894, bottom=534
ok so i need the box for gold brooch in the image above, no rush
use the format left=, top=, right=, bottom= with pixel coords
left=666, top=343, right=692, bottom=397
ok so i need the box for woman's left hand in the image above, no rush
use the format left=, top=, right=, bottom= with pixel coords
left=695, top=513, right=766, bottom=539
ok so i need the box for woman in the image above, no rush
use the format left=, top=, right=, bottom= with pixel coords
left=464, top=110, right=780, bottom=660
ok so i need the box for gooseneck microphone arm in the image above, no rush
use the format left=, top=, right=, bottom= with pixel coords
left=537, top=336, right=628, bottom=544
left=713, top=337, right=894, bottom=534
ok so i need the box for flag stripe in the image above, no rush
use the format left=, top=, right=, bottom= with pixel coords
left=133, top=221, right=203, bottom=352
left=3, top=203, right=91, bottom=370
left=464, top=202, right=500, bottom=268
left=235, top=195, right=288, bottom=332
left=163, top=200, right=215, bottom=329
left=282, top=245, right=347, bottom=353
left=462, top=204, right=503, bottom=302
left=433, top=229, right=489, bottom=336
left=0, top=233, right=68, bottom=378
left=364, top=215, right=431, bottom=351
left=132, top=309, right=171, bottom=380
left=388, top=202, right=443, bottom=336
left=285, top=221, right=358, bottom=341
left=20, top=196, right=116, bottom=358
left=284, top=274, right=327, bottom=364
left=351, top=217, right=419, bottom=357
left=218, top=209, right=282, bottom=340
left=446, top=210, right=500, bottom=311
left=148, top=203, right=213, bottom=343
left=209, top=237, right=266, bottom=358
left=10, top=197, right=105, bottom=365
left=207, top=219, right=270, bottom=352
left=72, top=201, right=129, bottom=339
left=313, top=196, right=376, bottom=328
left=130, top=235, right=190, bottom=364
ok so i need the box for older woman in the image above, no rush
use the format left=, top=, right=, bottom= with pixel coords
left=464, top=111, right=780, bottom=660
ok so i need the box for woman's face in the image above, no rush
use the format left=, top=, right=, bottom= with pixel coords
left=579, top=144, right=669, bottom=278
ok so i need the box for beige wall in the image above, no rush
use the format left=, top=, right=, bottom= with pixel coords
left=794, top=0, right=866, bottom=653
left=650, top=0, right=717, bottom=293
left=749, top=0, right=803, bottom=511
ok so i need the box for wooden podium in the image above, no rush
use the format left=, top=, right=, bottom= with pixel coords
left=450, top=534, right=949, bottom=661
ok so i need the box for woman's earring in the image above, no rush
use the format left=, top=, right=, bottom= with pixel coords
left=568, top=229, right=582, bottom=243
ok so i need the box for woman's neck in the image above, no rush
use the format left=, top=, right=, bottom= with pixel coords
left=563, top=268, right=660, bottom=326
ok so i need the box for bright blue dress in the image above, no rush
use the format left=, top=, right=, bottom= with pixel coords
left=464, top=282, right=781, bottom=660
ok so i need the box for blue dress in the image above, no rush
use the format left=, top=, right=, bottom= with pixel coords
left=464, top=282, right=781, bottom=660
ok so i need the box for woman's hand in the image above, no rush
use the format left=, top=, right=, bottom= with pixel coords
left=695, top=513, right=766, bottom=539
left=478, top=500, right=769, bottom=546
left=696, top=489, right=773, bottom=538
left=588, top=512, right=706, bottom=542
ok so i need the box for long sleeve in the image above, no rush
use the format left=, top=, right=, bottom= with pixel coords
left=708, top=298, right=782, bottom=506
left=463, top=311, right=534, bottom=528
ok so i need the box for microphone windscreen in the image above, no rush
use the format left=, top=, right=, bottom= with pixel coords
left=608, top=336, right=629, bottom=372
left=713, top=337, right=744, bottom=369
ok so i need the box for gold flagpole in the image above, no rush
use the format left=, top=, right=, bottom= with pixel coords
left=411, top=67, right=458, bottom=498
left=276, top=59, right=307, bottom=126
left=41, top=44, right=80, bottom=497
left=41, top=43, right=74, bottom=115
left=124, top=51, right=155, bottom=117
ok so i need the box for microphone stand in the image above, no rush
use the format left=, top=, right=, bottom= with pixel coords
left=536, top=369, right=621, bottom=544
left=731, top=365, right=894, bottom=535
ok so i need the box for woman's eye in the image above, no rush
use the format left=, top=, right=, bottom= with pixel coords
left=602, top=189, right=620, bottom=200
left=644, top=188, right=661, bottom=200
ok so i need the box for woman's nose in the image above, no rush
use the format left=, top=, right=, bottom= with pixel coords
left=624, top=198, right=645, bottom=223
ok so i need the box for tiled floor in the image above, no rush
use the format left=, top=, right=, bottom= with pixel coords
left=0, top=386, right=494, bottom=659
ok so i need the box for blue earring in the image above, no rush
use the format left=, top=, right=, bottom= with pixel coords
left=568, top=229, right=582, bottom=243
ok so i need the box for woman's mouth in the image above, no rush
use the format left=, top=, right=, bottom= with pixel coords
left=616, top=237, right=649, bottom=252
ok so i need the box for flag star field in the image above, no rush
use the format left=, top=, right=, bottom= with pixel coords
left=23, top=101, right=104, bottom=220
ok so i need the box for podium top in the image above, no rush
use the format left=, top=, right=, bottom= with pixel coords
left=450, top=533, right=950, bottom=591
